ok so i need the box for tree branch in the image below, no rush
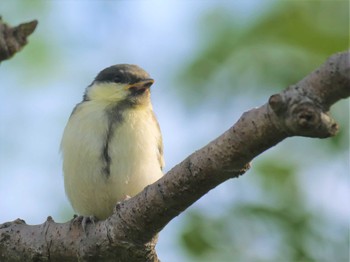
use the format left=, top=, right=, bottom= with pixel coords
left=0, top=51, right=349, bottom=261
left=0, top=17, right=38, bottom=62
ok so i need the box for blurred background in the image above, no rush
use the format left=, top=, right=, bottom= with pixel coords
left=0, top=1, right=349, bottom=261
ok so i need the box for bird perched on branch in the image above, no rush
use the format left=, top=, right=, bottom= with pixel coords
left=61, top=64, right=164, bottom=220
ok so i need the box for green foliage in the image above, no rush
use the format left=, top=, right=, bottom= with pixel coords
left=178, top=0, right=349, bottom=106
left=180, top=212, right=216, bottom=256
left=180, top=160, right=348, bottom=261
left=178, top=1, right=349, bottom=261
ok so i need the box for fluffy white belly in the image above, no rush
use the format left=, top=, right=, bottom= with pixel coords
left=61, top=102, right=163, bottom=219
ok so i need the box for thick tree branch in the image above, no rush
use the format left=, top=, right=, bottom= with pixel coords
left=0, top=17, right=38, bottom=62
left=0, top=51, right=349, bottom=261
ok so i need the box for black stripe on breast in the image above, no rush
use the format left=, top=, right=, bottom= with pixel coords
left=101, top=100, right=134, bottom=178
left=102, top=123, right=113, bottom=177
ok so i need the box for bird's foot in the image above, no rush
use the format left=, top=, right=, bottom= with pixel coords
left=70, top=214, right=98, bottom=232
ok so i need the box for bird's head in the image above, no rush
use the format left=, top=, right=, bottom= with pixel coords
left=84, top=64, right=154, bottom=107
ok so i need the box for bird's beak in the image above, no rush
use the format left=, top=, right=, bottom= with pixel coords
left=129, top=78, right=154, bottom=91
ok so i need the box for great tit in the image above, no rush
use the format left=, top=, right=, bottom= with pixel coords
left=61, top=64, right=164, bottom=220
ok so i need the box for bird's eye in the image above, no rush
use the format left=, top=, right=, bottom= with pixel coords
left=113, top=76, right=121, bottom=83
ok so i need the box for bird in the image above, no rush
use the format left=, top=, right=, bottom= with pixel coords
left=60, top=64, right=164, bottom=220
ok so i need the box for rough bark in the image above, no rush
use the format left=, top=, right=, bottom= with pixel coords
left=0, top=21, right=348, bottom=261
left=0, top=17, right=37, bottom=62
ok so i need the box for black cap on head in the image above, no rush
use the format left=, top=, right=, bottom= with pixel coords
left=94, top=64, right=151, bottom=85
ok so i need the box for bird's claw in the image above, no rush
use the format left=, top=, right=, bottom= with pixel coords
left=70, top=214, right=98, bottom=232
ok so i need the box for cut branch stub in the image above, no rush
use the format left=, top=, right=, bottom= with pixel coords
left=269, top=51, right=349, bottom=138
left=269, top=91, right=339, bottom=138
left=0, top=18, right=38, bottom=62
